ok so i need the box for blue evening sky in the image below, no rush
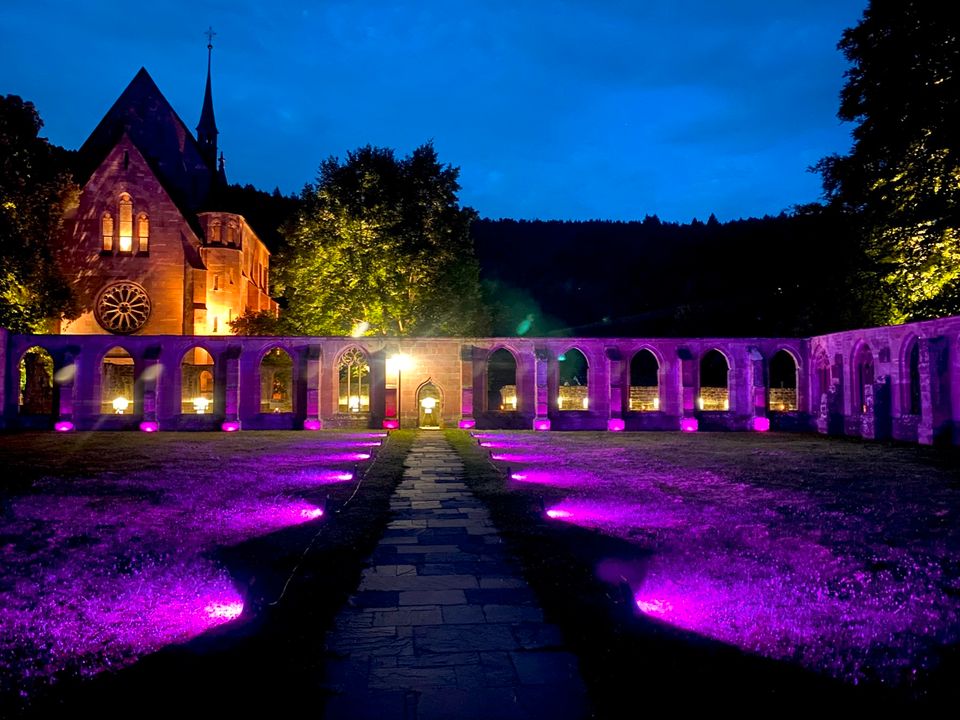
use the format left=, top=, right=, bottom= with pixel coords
left=1, top=0, right=866, bottom=222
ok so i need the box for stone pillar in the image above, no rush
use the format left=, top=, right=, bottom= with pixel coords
left=139, top=346, right=161, bottom=430
left=918, top=337, right=950, bottom=445
left=221, top=347, right=241, bottom=431
left=303, top=344, right=322, bottom=430
left=533, top=346, right=550, bottom=430
left=605, top=347, right=624, bottom=431
left=55, top=349, right=77, bottom=430
left=369, top=351, right=387, bottom=426
left=459, top=344, right=475, bottom=428
left=678, top=347, right=696, bottom=418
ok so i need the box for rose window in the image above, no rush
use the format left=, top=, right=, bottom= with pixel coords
left=95, top=282, right=151, bottom=334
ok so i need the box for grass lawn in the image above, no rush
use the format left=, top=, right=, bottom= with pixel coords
left=447, top=429, right=960, bottom=713
left=0, top=430, right=414, bottom=717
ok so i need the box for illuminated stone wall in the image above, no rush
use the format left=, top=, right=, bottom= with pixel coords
left=2, top=315, right=959, bottom=445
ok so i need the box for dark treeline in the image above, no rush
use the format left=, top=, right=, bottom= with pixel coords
left=472, top=209, right=865, bottom=338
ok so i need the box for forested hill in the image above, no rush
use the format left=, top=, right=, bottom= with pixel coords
left=471, top=211, right=864, bottom=339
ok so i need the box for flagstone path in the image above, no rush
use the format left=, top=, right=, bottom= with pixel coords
left=321, top=432, right=590, bottom=719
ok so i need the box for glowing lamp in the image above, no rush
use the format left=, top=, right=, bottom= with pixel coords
left=193, top=397, right=210, bottom=414
left=751, top=417, right=771, bottom=432
left=582, top=398, right=589, bottom=409
left=54, top=420, right=74, bottom=432
left=534, top=419, right=551, bottom=431
left=607, top=418, right=625, bottom=432
left=112, top=396, right=129, bottom=414
left=300, top=507, right=324, bottom=521
left=351, top=320, right=370, bottom=337
left=139, top=421, right=159, bottom=432
left=680, top=417, right=699, bottom=432
left=653, top=397, right=660, bottom=410
left=510, top=472, right=527, bottom=481
left=458, top=419, right=476, bottom=429
left=382, top=418, right=400, bottom=430
left=546, top=508, right=572, bottom=520
left=697, top=397, right=705, bottom=410
left=303, top=419, right=323, bottom=431
left=221, top=420, right=241, bottom=432
left=386, top=352, right=413, bottom=374
left=205, top=601, right=244, bottom=621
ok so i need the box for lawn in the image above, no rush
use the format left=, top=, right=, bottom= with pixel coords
left=0, top=430, right=412, bottom=717
left=449, top=429, right=960, bottom=712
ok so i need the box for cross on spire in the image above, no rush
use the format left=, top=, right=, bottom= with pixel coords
left=205, top=26, right=216, bottom=49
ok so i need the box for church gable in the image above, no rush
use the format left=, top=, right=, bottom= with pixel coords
left=76, top=68, right=215, bottom=215
left=60, top=136, right=205, bottom=336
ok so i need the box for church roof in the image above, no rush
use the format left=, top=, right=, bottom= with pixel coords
left=76, top=67, right=216, bottom=217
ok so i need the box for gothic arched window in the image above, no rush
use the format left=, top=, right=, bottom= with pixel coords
left=137, top=213, right=149, bottom=252
left=101, top=212, right=114, bottom=251
left=338, top=347, right=370, bottom=413
left=118, top=193, right=133, bottom=252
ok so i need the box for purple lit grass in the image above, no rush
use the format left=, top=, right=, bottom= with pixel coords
left=0, top=431, right=369, bottom=697
left=488, top=430, right=960, bottom=687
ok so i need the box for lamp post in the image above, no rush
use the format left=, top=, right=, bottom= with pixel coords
left=387, top=353, right=412, bottom=428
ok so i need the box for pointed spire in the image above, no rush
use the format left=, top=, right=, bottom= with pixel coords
left=197, top=27, right=219, bottom=170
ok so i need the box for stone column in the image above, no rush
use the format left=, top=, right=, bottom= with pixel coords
left=303, top=344, right=322, bottom=430
left=458, top=344, right=475, bottom=428
left=918, top=336, right=950, bottom=445
left=221, top=347, right=241, bottom=431
left=605, top=346, right=624, bottom=431
left=533, top=346, right=550, bottom=430
left=55, top=349, right=77, bottom=430
left=747, top=347, right=767, bottom=430
left=139, top=346, right=161, bottom=430
left=678, top=347, right=697, bottom=430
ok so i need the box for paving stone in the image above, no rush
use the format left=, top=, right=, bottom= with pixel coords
left=398, top=589, right=467, bottom=606
left=323, top=690, right=411, bottom=720
left=480, top=577, right=527, bottom=589
left=372, top=607, right=444, bottom=626
left=397, top=652, right=480, bottom=668
left=369, top=665, right=458, bottom=689
left=510, top=651, right=582, bottom=685
left=415, top=688, right=532, bottom=720
left=413, top=624, right=517, bottom=653
left=441, top=605, right=487, bottom=624
left=511, top=622, right=566, bottom=650
left=483, top=605, right=544, bottom=623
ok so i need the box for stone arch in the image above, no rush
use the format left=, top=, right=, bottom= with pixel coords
left=852, top=342, right=875, bottom=416
left=18, top=346, right=54, bottom=416
left=101, top=345, right=135, bottom=414
left=416, top=379, right=443, bottom=429
left=181, top=346, right=215, bottom=414
left=699, top=349, right=730, bottom=411
left=629, top=348, right=660, bottom=411
left=259, top=346, right=294, bottom=413
left=557, top=347, right=589, bottom=411
left=486, top=346, right=519, bottom=412
left=337, top=345, right=370, bottom=414
left=900, top=336, right=921, bottom=415
left=769, top=349, right=799, bottom=411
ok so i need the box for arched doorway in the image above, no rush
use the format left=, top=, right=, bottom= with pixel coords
left=558, top=348, right=589, bottom=411
left=260, top=347, right=293, bottom=413
left=699, top=349, right=729, bottom=411
left=19, top=347, right=54, bottom=417
left=417, top=381, right=443, bottom=429
left=853, top=344, right=875, bottom=415
left=487, top=348, right=518, bottom=412
left=101, top=346, right=135, bottom=414
left=769, top=350, right=798, bottom=411
left=181, top=347, right=215, bottom=414
left=629, top=349, right=660, bottom=411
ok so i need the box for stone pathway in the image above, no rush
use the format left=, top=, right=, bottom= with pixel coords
left=321, top=432, right=590, bottom=720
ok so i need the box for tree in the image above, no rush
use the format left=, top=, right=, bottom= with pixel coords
left=0, top=95, right=78, bottom=332
left=275, top=143, right=489, bottom=336
left=817, top=2, right=960, bottom=324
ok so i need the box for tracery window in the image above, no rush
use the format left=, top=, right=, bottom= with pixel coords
left=338, top=347, right=370, bottom=413
left=118, top=193, right=133, bottom=252
left=137, top=213, right=149, bottom=252
left=101, top=212, right=114, bottom=251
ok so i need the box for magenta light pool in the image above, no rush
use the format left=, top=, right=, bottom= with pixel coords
left=607, top=418, right=625, bottom=432
left=751, top=417, right=771, bottom=432
left=382, top=419, right=400, bottom=429
left=458, top=419, right=476, bottom=429
left=54, top=420, right=74, bottom=432
left=139, top=421, right=159, bottom=432
left=303, top=419, right=323, bottom=431
left=545, top=508, right=573, bottom=519
left=680, top=417, right=698, bottom=432
left=534, top=419, right=551, bottom=431
left=221, top=420, right=241, bottom=432
left=205, top=600, right=245, bottom=621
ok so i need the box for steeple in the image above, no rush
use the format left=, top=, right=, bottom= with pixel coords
left=196, top=27, right=219, bottom=170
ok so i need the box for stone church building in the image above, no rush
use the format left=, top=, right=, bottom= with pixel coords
left=57, top=50, right=276, bottom=338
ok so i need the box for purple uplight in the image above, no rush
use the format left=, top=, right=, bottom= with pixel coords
left=313, top=452, right=370, bottom=462
left=458, top=419, right=476, bottom=429
left=303, top=419, right=323, bottom=431
left=534, top=419, right=551, bottom=431
left=139, top=421, right=159, bottom=433
left=607, top=418, right=625, bottom=432
left=204, top=600, right=244, bottom=622
left=752, top=417, right=771, bottom=432
left=546, top=508, right=573, bottom=520
left=54, top=420, right=74, bottom=432
left=221, top=421, right=241, bottom=432
left=491, top=453, right=555, bottom=463
left=635, top=597, right=673, bottom=616
left=299, top=507, right=324, bottom=521
left=508, top=469, right=592, bottom=487
left=680, top=417, right=698, bottom=432
left=382, top=419, right=400, bottom=429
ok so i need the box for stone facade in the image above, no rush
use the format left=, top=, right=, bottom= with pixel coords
left=3, top=315, right=958, bottom=445
left=56, top=66, right=276, bottom=339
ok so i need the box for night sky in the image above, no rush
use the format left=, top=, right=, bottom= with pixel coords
left=2, top=0, right=866, bottom=222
